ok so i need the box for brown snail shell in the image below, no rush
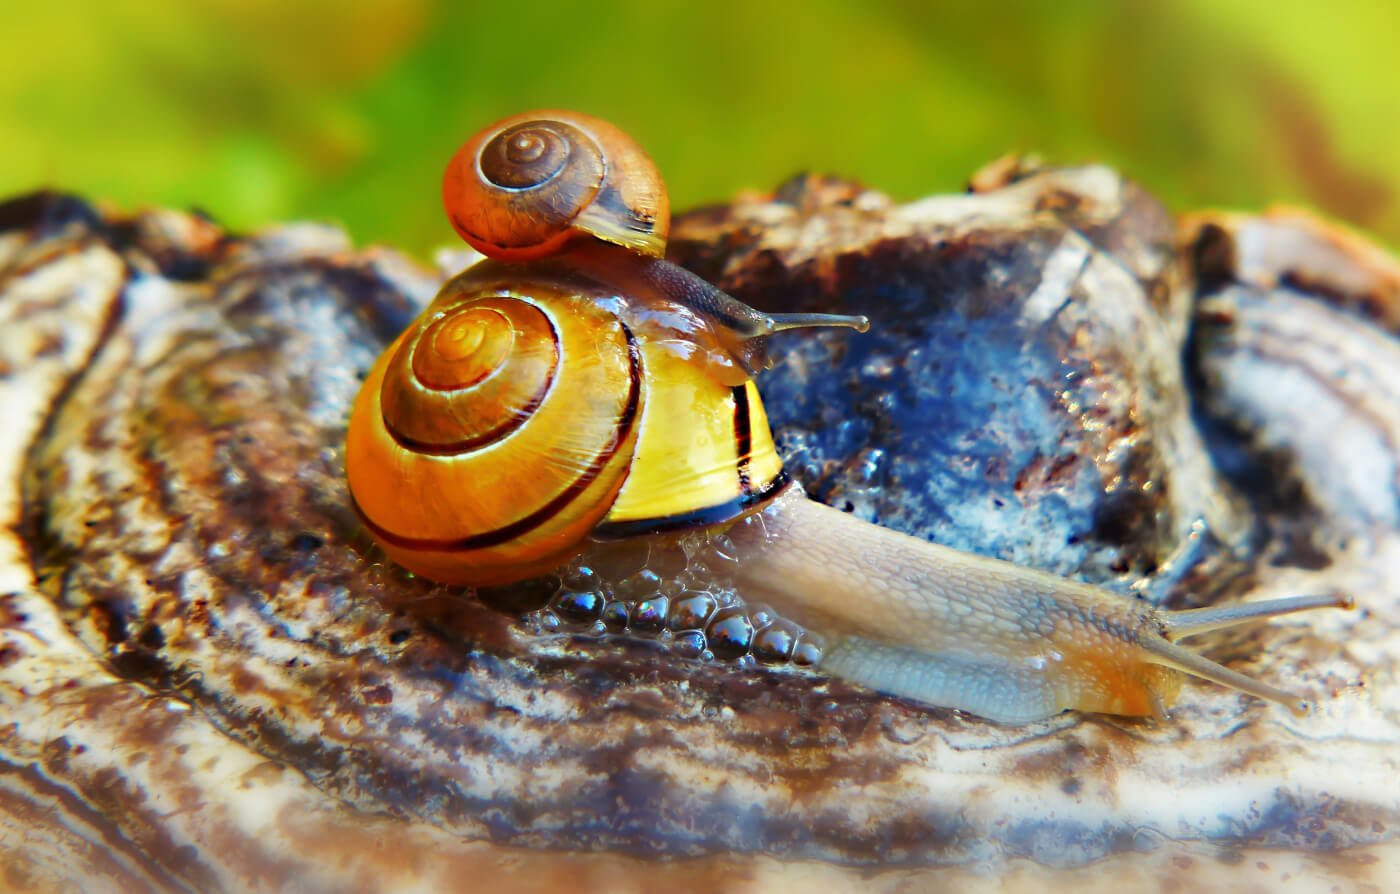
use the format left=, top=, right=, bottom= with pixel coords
left=441, top=110, right=670, bottom=261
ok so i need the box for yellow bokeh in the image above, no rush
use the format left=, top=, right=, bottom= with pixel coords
left=3, top=1, right=1396, bottom=256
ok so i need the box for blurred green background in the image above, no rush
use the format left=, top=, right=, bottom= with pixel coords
left=5, top=1, right=1397, bottom=257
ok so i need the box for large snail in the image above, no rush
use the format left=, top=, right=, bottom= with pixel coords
left=345, top=110, right=1348, bottom=723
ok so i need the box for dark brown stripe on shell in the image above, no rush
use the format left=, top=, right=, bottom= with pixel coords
left=382, top=311, right=561, bottom=457
left=591, top=471, right=791, bottom=541
left=589, top=184, right=657, bottom=235
left=732, top=384, right=753, bottom=495
left=356, top=323, right=643, bottom=552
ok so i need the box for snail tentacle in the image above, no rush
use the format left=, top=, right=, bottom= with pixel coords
left=1130, top=633, right=1310, bottom=717
left=565, top=241, right=867, bottom=375
left=1161, top=592, right=1353, bottom=638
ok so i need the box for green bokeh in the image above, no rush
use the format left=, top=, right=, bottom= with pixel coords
left=5, top=1, right=1397, bottom=258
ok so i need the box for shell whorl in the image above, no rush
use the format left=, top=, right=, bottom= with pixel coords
left=380, top=295, right=561, bottom=453
left=478, top=120, right=580, bottom=191
left=443, top=110, right=670, bottom=261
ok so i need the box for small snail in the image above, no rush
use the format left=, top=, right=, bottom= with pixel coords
left=346, top=110, right=1349, bottom=723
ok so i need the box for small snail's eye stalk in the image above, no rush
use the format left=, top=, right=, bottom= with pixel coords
left=564, top=243, right=872, bottom=375
left=764, top=312, right=871, bottom=335
left=740, top=312, right=872, bottom=374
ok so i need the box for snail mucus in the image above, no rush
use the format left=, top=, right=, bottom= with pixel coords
left=345, top=110, right=1349, bottom=723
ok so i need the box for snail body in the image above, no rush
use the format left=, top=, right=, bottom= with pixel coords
left=345, top=110, right=1349, bottom=723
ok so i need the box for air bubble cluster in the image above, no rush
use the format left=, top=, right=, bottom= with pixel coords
left=519, top=531, right=825, bottom=671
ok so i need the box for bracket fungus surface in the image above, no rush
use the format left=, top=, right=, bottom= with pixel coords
left=0, top=164, right=1397, bottom=891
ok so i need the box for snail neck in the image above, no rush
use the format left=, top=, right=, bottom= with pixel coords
left=559, top=242, right=869, bottom=375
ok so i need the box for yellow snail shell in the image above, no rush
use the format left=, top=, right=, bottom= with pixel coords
left=345, top=262, right=787, bottom=586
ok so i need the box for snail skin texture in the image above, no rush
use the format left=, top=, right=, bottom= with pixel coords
left=346, top=110, right=1350, bottom=723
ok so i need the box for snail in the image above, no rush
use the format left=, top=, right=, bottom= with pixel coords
left=345, top=110, right=1350, bottom=723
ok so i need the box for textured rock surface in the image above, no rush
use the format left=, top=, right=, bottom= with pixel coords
left=672, top=168, right=1235, bottom=590
left=1, top=168, right=1398, bottom=891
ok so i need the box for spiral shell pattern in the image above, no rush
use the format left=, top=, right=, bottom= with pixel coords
left=346, top=273, right=643, bottom=584
left=442, top=110, right=670, bottom=261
